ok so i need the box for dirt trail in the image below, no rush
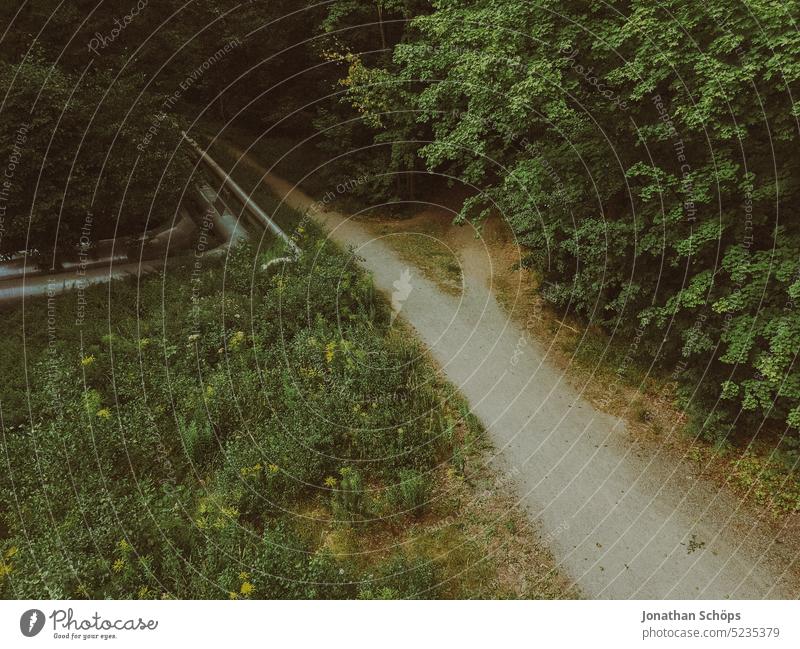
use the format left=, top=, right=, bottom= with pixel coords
left=233, top=147, right=798, bottom=599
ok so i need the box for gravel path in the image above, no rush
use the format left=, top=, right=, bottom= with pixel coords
left=234, top=147, right=798, bottom=599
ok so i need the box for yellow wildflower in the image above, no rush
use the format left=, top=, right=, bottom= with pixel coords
left=228, top=591, right=238, bottom=600
left=80, top=355, right=95, bottom=367
left=240, top=581, right=254, bottom=597
left=117, top=539, right=131, bottom=553
left=324, top=341, right=336, bottom=363
left=324, top=476, right=338, bottom=488
left=238, top=571, right=250, bottom=580
left=240, top=463, right=262, bottom=478
left=96, top=408, right=111, bottom=419
left=112, top=559, right=125, bottom=573
left=229, top=330, right=246, bottom=350
left=268, top=464, right=279, bottom=474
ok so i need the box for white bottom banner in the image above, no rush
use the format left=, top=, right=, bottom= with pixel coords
left=1, top=600, right=797, bottom=648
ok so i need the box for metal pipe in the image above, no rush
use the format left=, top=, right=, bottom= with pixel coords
left=0, top=138, right=296, bottom=306
left=0, top=190, right=237, bottom=307
left=182, top=132, right=301, bottom=258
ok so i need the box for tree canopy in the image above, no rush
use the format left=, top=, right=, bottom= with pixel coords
left=329, top=0, right=800, bottom=439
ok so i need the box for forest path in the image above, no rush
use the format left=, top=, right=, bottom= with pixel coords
left=231, top=144, right=798, bottom=599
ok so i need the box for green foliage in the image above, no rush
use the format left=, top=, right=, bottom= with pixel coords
left=357, top=554, right=439, bottom=599
left=330, top=0, right=800, bottom=439
left=0, top=231, right=461, bottom=598
left=178, top=417, right=214, bottom=466
left=0, top=1, right=329, bottom=255
left=332, top=467, right=368, bottom=520
left=0, top=53, right=189, bottom=255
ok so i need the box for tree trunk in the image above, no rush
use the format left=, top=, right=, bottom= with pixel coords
left=218, top=94, right=227, bottom=122
left=376, top=2, right=387, bottom=50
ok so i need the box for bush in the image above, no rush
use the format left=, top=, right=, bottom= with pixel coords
left=333, top=0, right=800, bottom=444
left=0, top=233, right=461, bottom=598
left=386, top=469, right=431, bottom=516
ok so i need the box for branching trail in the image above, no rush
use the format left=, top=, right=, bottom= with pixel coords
left=233, top=145, right=798, bottom=599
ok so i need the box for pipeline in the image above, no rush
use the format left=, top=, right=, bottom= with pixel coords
left=0, top=189, right=241, bottom=307
left=182, top=132, right=301, bottom=259
left=0, top=139, right=296, bottom=307
left=0, top=209, right=196, bottom=306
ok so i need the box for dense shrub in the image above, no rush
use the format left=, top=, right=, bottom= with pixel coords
left=0, top=233, right=457, bottom=598
left=386, top=469, right=431, bottom=516
left=330, top=0, right=800, bottom=442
